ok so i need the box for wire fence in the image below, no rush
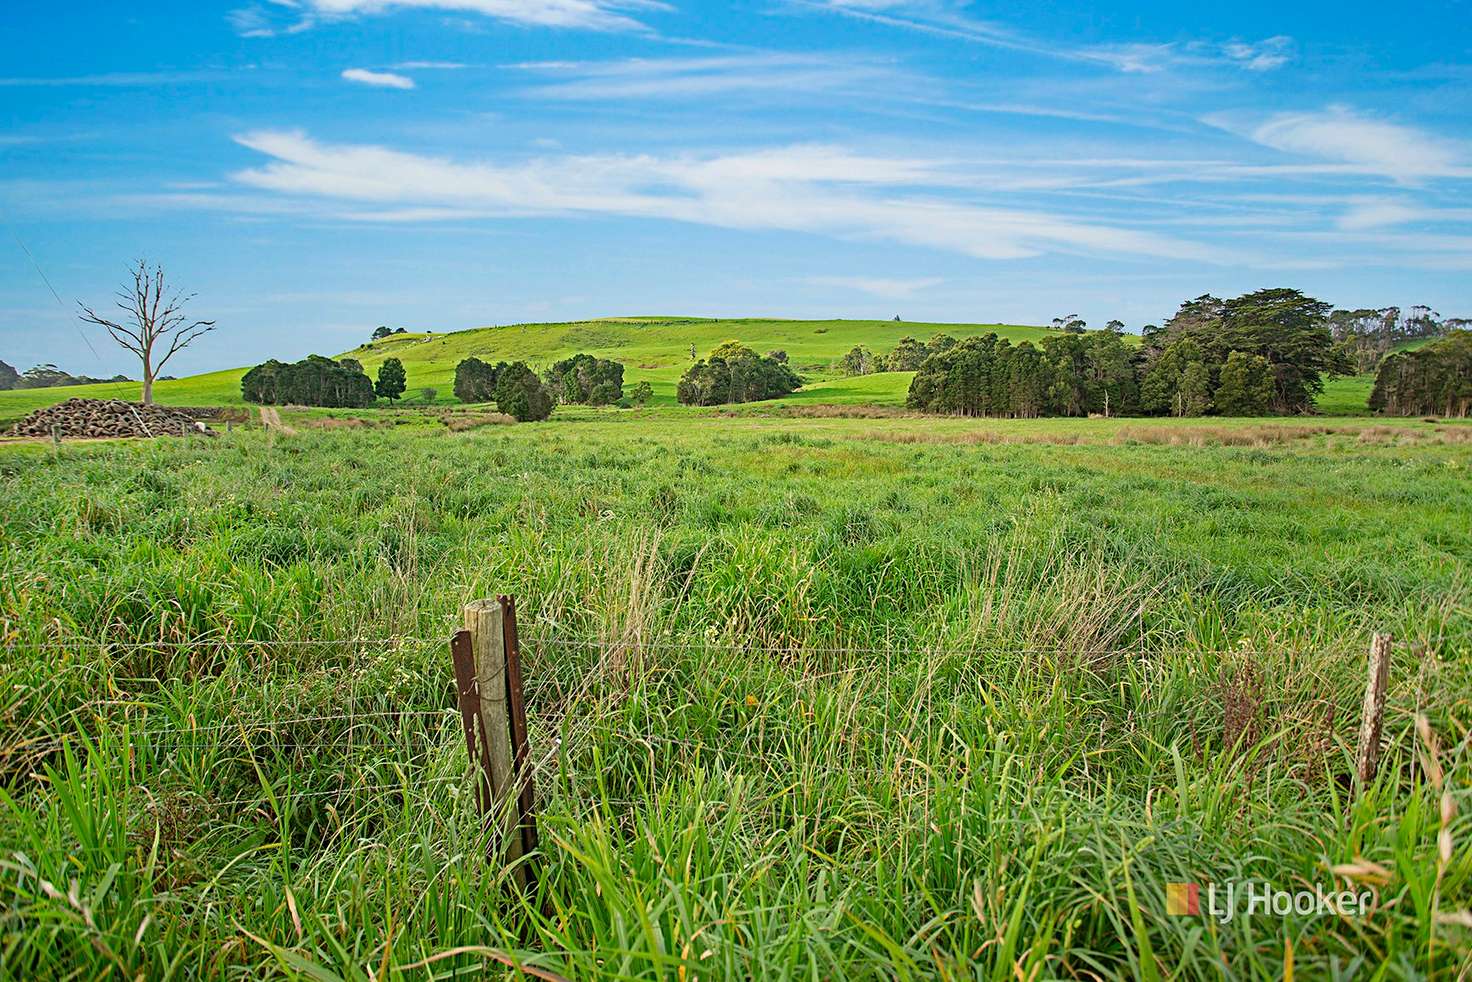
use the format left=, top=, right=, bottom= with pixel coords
left=0, top=628, right=1442, bottom=831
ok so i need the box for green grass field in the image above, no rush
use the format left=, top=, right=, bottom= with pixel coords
left=2, top=410, right=1468, bottom=977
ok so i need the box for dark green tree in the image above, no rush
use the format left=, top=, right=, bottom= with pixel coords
left=926, top=333, right=958, bottom=355
left=371, top=325, right=392, bottom=340
left=630, top=380, right=654, bottom=406
left=453, top=357, right=503, bottom=403
left=1087, top=332, right=1138, bottom=416
left=1180, top=361, right=1213, bottom=417
left=495, top=362, right=554, bottom=421
left=544, top=353, right=624, bottom=405
left=1141, top=338, right=1209, bottom=417
left=1007, top=342, right=1049, bottom=417
left=884, top=336, right=929, bottom=371
left=1215, top=351, right=1275, bottom=416
left=375, top=357, right=406, bottom=402
left=1218, top=289, right=1344, bottom=413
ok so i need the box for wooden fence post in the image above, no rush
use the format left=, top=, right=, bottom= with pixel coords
left=1355, top=632, right=1393, bottom=789
left=500, top=595, right=539, bottom=862
left=452, top=598, right=538, bottom=889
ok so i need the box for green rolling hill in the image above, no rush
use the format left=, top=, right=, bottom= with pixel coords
left=0, top=316, right=1053, bottom=418
left=0, top=314, right=1386, bottom=420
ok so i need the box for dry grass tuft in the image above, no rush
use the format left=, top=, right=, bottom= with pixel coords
left=443, top=412, right=516, bottom=431
left=1113, top=424, right=1333, bottom=447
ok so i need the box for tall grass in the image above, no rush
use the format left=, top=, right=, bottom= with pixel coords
left=0, top=414, right=1468, bottom=977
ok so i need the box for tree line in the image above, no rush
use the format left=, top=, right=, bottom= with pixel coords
left=839, top=333, right=966, bottom=377
left=1370, top=331, right=1472, bottom=417
left=676, top=342, right=802, bottom=406
left=908, top=289, right=1351, bottom=417
left=452, top=352, right=653, bottom=420
left=241, top=355, right=406, bottom=408
left=451, top=358, right=553, bottom=420
left=1329, top=306, right=1468, bottom=375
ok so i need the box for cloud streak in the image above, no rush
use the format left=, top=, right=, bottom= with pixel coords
left=341, top=67, right=416, bottom=88
left=221, top=129, right=1214, bottom=262
left=1214, top=107, right=1472, bottom=182
left=319, top=0, right=660, bottom=31
left=798, top=1, right=1295, bottom=75
left=509, top=53, right=905, bottom=101
left=805, top=275, right=943, bottom=298
left=231, top=0, right=662, bottom=34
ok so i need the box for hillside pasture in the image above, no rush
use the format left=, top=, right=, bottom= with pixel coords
left=0, top=317, right=1053, bottom=421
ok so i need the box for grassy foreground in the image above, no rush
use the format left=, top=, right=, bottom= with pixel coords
left=1, top=410, right=1469, bottom=977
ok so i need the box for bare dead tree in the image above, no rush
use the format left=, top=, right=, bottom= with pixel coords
left=77, top=260, right=216, bottom=405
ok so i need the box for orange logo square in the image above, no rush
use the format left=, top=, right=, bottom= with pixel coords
left=1166, top=882, right=1200, bottom=915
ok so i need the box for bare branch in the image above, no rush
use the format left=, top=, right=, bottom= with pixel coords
left=77, top=260, right=218, bottom=404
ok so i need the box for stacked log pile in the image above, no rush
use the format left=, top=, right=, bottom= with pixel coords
left=7, top=399, right=216, bottom=439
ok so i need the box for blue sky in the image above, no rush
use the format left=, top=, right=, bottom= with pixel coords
left=2, top=0, right=1470, bottom=376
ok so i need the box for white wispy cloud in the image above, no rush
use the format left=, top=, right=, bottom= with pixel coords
left=1336, top=197, right=1472, bottom=230
left=1220, top=36, right=1294, bottom=71
left=1220, top=107, right=1470, bottom=182
left=797, top=1, right=1294, bottom=74
left=229, top=2, right=316, bottom=37
left=805, top=275, right=943, bottom=298
left=341, top=68, right=416, bottom=89
left=231, top=0, right=660, bottom=34
left=1089, top=36, right=1295, bottom=74
left=509, top=53, right=902, bottom=101
left=0, top=71, right=227, bottom=87
left=218, top=129, right=1213, bottom=262
left=310, top=0, right=662, bottom=31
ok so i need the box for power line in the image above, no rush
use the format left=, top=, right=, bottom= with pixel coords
left=0, top=210, right=100, bottom=360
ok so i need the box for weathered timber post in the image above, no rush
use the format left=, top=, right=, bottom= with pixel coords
left=500, top=595, right=539, bottom=861
left=452, top=598, right=538, bottom=889
left=1355, top=633, right=1393, bottom=789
